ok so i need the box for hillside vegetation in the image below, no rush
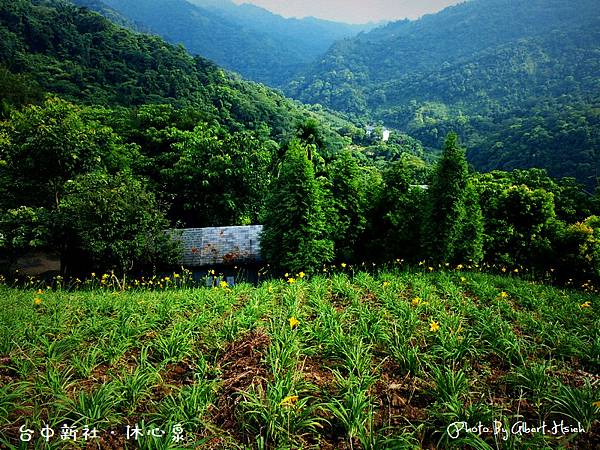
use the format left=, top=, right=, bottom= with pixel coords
left=0, top=270, right=598, bottom=448
left=0, top=0, right=336, bottom=137
left=288, top=0, right=600, bottom=187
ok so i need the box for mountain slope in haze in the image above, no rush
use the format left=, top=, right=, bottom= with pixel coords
left=78, top=0, right=370, bottom=87
left=190, top=0, right=373, bottom=57
left=288, top=0, right=600, bottom=186
left=68, top=0, right=143, bottom=30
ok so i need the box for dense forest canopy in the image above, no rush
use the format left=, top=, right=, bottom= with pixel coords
left=288, top=0, right=600, bottom=188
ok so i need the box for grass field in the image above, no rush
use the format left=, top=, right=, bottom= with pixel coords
left=0, top=270, right=599, bottom=449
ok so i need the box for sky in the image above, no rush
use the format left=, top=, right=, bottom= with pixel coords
left=232, top=0, right=465, bottom=24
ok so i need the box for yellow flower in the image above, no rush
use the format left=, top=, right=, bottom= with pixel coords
left=412, top=297, right=421, bottom=306
left=428, top=266, right=434, bottom=272
left=164, top=276, right=170, bottom=282
left=429, top=321, right=440, bottom=332
left=287, top=277, right=296, bottom=284
left=284, top=273, right=289, bottom=278
left=383, top=281, right=390, bottom=288
left=499, top=291, right=509, bottom=299
left=341, top=263, right=347, bottom=268
left=456, top=264, right=463, bottom=270
left=220, top=281, right=228, bottom=288
left=210, top=269, right=215, bottom=275
left=268, top=286, right=274, bottom=293
left=289, top=316, right=300, bottom=329
left=593, top=400, right=600, bottom=408
left=173, top=273, right=180, bottom=278
left=34, top=297, right=42, bottom=305
left=501, top=267, right=507, bottom=273
left=580, top=301, right=591, bottom=309
left=91, top=272, right=96, bottom=277
left=298, top=272, right=305, bottom=279
left=280, top=395, right=299, bottom=406
left=513, top=268, right=519, bottom=273
left=36, top=289, right=43, bottom=294
left=460, top=276, right=466, bottom=283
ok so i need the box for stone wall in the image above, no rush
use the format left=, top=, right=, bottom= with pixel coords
left=170, top=225, right=263, bottom=267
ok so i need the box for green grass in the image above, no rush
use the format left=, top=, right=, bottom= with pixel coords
left=0, top=270, right=598, bottom=449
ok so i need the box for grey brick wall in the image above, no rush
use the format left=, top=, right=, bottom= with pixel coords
left=169, top=225, right=263, bottom=267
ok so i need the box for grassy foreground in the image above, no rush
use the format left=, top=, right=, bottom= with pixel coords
left=0, top=271, right=599, bottom=449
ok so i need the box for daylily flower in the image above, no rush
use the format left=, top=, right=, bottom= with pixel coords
left=280, top=395, right=299, bottom=406
left=289, top=316, right=299, bottom=329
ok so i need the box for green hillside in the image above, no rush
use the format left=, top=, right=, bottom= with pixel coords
left=0, top=0, right=329, bottom=137
left=77, top=0, right=369, bottom=87
left=288, top=0, right=600, bottom=187
left=0, top=270, right=598, bottom=448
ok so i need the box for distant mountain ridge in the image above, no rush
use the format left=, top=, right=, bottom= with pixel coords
left=76, top=0, right=372, bottom=87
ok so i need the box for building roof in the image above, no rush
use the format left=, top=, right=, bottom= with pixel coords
left=170, top=225, right=263, bottom=267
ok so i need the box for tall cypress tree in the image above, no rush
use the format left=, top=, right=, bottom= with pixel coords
left=454, top=180, right=484, bottom=263
left=424, top=133, right=483, bottom=263
left=326, top=151, right=367, bottom=263
left=261, top=140, right=333, bottom=273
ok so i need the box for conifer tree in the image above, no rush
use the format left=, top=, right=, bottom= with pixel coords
left=380, top=160, right=425, bottom=261
left=326, top=151, right=367, bottom=262
left=424, top=133, right=483, bottom=263
left=454, top=181, right=484, bottom=263
left=261, top=140, right=333, bottom=273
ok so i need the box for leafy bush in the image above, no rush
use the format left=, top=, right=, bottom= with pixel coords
left=58, top=171, right=180, bottom=274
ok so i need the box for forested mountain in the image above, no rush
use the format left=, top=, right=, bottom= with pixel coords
left=74, top=0, right=370, bottom=87
left=288, top=0, right=600, bottom=187
left=0, top=0, right=354, bottom=139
